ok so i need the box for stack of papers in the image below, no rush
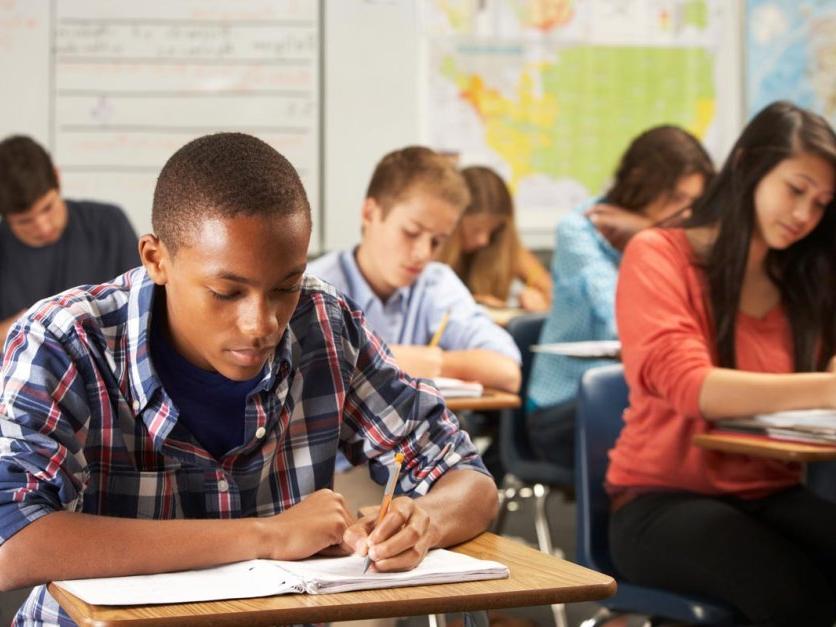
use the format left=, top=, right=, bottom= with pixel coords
left=531, top=340, right=621, bottom=359
left=53, top=548, right=509, bottom=606
left=717, top=409, right=836, bottom=444
left=431, top=377, right=484, bottom=398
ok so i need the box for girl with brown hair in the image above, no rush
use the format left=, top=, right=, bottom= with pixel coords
left=436, top=166, right=552, bottom=312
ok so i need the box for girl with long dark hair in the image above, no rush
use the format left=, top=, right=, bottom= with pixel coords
left=608, top=101, right=836, bottom=626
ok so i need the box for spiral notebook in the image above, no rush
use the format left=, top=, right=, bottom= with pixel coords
left=53, top=548, right=509, bottom=606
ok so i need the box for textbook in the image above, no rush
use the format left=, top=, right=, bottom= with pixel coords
left=431, top=377, right=484, bottom=398
left=716, top=409, right=836, bottom=444
left=531, top=340, right=621, bottom=359
left=53, top=548, right=509, bottom=606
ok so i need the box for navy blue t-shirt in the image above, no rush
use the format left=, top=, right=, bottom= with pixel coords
left=150, top=316, right=262, bottom=460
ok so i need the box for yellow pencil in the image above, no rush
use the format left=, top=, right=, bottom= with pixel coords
left=362, top=452, right=405, bottom=573
left=428, top=310, right=450, bottom=347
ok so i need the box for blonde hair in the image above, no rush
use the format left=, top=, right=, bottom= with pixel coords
left=437, top=166, right=522, bottom=301
left=366, top=146, right=470, bottom=216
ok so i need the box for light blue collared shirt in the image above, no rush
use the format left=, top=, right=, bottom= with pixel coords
left=307, top=249, right=521, bottom=361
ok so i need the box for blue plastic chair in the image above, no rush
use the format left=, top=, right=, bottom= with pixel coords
left=574, top=364, right=736, bottom=627
left=495, top=313, right=574, bottom=552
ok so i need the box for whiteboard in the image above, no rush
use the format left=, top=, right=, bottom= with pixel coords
left=0, top=0, right=321, bottom=250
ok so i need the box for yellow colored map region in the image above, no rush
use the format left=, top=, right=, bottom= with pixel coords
left=510, top=0, right=575, bottom=32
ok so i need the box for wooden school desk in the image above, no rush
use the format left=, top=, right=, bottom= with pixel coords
left=48, top=532, right=616, bottom=626
left=444, top=389, right=521, bottom=412
left=694, top=432, right=836, bottom=462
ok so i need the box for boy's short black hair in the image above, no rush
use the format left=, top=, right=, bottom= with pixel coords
left=152, top=132, right=311, bottom=253
left=0, top=135, right=59, bottom=216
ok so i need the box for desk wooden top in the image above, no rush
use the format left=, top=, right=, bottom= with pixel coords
left=49, top=532, right=615, bottom=627
left=694, top=432, right=836, bottom=462
left=445, top=389, right=521, bottom=412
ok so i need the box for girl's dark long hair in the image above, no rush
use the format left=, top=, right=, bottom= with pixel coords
left=605, top=125, right=714, bottom=212
left=685, top=101, right=836, bottom=371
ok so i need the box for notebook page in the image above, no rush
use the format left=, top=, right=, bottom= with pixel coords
left=54, top=559, right=303, bottom=606
left=53, top=549, right=509, bottom=605
left=276, top=548, right=509, bottom=594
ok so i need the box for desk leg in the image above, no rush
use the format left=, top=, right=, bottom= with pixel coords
left=427, top=613, right=446, bottom=627
left=463, top=611, right=489, bottom=627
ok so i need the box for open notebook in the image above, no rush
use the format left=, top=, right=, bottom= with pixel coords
left=717, top=409, right=836, bottom=444
left=53, top=548, right=509, bottom=606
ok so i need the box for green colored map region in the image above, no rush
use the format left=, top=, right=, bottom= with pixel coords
left=443, top=45, right=715, bottom=194
left=682, top=0, right=710, bottom=29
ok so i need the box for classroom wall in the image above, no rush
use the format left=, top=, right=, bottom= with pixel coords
left=323, top=0, right=421, bottom=251
left=0, top=0, right=748, bottom=255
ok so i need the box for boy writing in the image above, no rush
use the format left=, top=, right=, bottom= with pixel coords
left=309, top=146, right=521, bottom=392
left=0, top=134, right=498, bottom=625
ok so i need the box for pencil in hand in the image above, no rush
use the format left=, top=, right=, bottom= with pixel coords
left=428, top=310, right=450, bottom=348
left=362, top=452, right=405, bottom=574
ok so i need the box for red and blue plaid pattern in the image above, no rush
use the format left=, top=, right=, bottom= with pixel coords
left=0, top=268, right=486, bottom=626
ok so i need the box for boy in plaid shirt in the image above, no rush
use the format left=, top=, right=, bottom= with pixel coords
left=0, top=133, right=497, bottom=626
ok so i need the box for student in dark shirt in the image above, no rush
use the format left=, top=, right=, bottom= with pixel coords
left=0, top=135, right=139, bottom=344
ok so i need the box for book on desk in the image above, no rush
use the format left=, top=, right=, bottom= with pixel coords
left=716, top=409, right=836, bottom=445
left=431, top=377, right=484, bottom=398
left=531, top=340, right=621, bottom=359
left=52, top=548, right=509, bottom=606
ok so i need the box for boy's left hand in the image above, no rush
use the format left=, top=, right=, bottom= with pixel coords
left=343, top=496, right=440, bottom=572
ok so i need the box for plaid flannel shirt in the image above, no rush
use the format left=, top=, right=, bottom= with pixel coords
left=0, top=268, right=486, bottom=626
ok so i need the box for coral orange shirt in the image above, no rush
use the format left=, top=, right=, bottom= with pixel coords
left=607, top=228, right=801, bottom=498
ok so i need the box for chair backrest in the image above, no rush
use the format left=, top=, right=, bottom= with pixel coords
left=499, top=314, right=546, bottom=471
left=498, top=314, right=574, bottom=486
left=507, top=313, right=545, bottom=390
left=575, top=363, right=629, bottom=574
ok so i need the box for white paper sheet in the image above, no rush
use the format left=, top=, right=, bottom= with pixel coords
left=53, top=548, right=509, bottom=605
left=531, top=340, right=621, bottom=358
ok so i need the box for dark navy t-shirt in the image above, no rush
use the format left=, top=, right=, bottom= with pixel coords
left=0, top=199, right=139, bottom=319
left=150, top=316, right=262, bottom=460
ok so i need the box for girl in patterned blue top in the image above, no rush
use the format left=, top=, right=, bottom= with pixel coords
left=527, top=125, right=714, bottom=467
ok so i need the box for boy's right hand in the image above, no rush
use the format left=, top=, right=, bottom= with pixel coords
left=262, top=489, right=355, bottom=560
left=389, top=345, right=443, bottom=378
